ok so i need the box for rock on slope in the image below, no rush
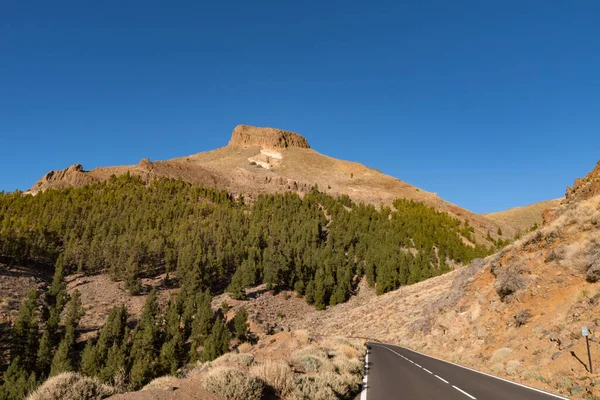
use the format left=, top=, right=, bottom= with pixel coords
left=28, top=124, right=513, bottom=243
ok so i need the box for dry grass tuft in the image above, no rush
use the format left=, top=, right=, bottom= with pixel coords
left=27, top=372, right=116, bottom=400
left=292, top=375, right=336, bottom=400
left=292, top=329, right=311, bottom=345
left=203, top=366, right=263, bottom=400
left=249, top=360, right=294, bottom=398
left=210, top=352, right=255, bottom=367
left=141, top=375, right=178, bottom=391
left=237, top=342, right=252, bottom=353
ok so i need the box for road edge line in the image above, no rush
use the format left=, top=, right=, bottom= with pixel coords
left=360, top=348, right=369, bottom=400
left=393, top=345, right=570, bottom=400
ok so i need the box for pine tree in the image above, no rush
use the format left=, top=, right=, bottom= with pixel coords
left=159, top=330, right=184, bottom=375
left=0, top=357, right=37, bottom=400
left=49, top=290, right=84, bottom=376
left=11, top=289, right=39, bottom=372
left=80, top=340, right=100, bottom=377
left=129, top=289, right=160, bottom=388
left=201, top=316, right=231, bottom=361
left=189, top=290, right=213, bottom=361
left=102, top=342, right=127, bottom=382
left=49, top=330, right=74, bottom=376
left=233, top=307, right=249, bottom=340
left=36, top=329, right=53, bottom=377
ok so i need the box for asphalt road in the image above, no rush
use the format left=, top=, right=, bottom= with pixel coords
left=356, top=342, right=570, bottom=400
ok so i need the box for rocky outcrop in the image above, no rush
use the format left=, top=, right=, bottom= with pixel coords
left=228, top=125, right=310, bottom=149
left=565, top=160, right=600, bottom=205
left=30, top=164, right=96, bottom=194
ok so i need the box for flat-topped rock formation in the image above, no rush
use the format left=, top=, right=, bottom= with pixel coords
left=228, top=124, right=310, bottom=149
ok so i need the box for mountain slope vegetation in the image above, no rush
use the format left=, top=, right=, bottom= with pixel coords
left=1, top=174, right=490, bottom=304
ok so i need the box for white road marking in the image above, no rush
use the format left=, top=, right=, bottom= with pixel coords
left=398, top=346, right=570, bottom=400
left=435, top=375, right=449, bottom=384
left=414, top=363, right=422, bottom=368
left=360, top=350, right=369, bottom=400
left=423, top=368, right=432, bottom=374
left=452, top=385, right=476, bottom=399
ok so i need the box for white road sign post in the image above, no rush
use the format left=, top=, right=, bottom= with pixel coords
left=583, top=326, right=593, bottom=373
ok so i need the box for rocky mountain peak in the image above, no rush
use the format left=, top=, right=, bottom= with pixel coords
left=228, top=124, right=310, bottom=149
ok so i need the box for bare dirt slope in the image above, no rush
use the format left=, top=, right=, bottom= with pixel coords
left=28, top=124, right=515, bottom=243
left=483, top=198, right=563, bottom=232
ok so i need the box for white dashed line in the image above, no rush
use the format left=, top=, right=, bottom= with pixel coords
left=435, top=375, right=449, bottom=384
left=423, top=368, right=432, bottom=374
left=452, top=385, right=477, bottom=399
left=414, top=363, right=422, bottom=368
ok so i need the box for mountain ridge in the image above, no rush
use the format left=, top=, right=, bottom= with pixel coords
left=26, top=124, right=552, bottom=243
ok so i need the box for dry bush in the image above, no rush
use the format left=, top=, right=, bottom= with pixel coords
left=141, top=375, right=178, bottom=391
left=238, top=342, right=252, bottom=353
left=27, top=372, right=116, bottom=400
left=203, top=366, right=263, bottom=400
left=292, top=329, right=311, bottom=345
left=211, top=352, right=255, bottom=367
left=321, top=370, right=362, bottom=397
left=337, top=343, right=362, bottom=359
left=495, top=263, right=527, bottom=302
left=320, top=337, right=364, bottom=360
left=514, top=309, right=533, bottom=327
left=333, top=356, right=364, bottom=375
left=559, top=237, right=600, bottom=281
left=292, top=375, right=336, bottom=400
left=293, top=346, right=329, bottom=361
left=249, top=360, right=294, bottom=397
left=292, top=345, right=337, bottom=373
left=295, top=355, right=323, bottom=372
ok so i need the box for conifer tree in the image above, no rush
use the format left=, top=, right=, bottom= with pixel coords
left=233, top=307, right=249, bottom=340
left=201, top=316, right=230, bottom=361
left=0, top=357, right=37, bottom=400
left=189, top=290, right=214, bottom=361
left=129, top=289, right=160, bottom=388
left=11, top=289, right=39, bottom=372
left=50, top=290, right=84, bottom=376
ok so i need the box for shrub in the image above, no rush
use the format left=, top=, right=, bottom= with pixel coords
left=141, top=375, right=178, bottom=391
left=250, top=360, right=294, bottom=397
left=211, top=352, right=255, bottom=367
left=203, top=366, right=263, bottom=400
left=296, top=355, right=323, bottom=372
left=27, top=372, right=116, bottom=400
left=238, top=342, right=252, bottom=353
left=293, top=330, right=311, bottom=345
left=333, top=356, right=363, bottom=375
left=293, top=375, right=335, bottom=400
left=587, top=262, right=600, bottom=283
left=495, top=264, right=527, bottom=301
left=321, top=371, right=362, bottom=397
left=514, top=309, right=533, bottom=327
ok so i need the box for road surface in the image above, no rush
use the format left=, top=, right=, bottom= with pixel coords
left=357, top=342, right=570, bottom=400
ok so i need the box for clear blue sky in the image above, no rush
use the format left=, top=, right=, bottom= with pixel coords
left=1, top=1, right=599, bottom=213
